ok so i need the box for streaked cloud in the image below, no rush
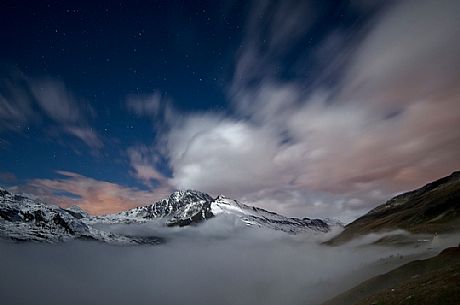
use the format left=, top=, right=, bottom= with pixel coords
left=126, top=92, right=163, bottom=117
left=0, top=172, right=17, bottom=183
left=127, top=145, right=172, bottom=190
left=0, top=72, right=102, bottom=150
left=24, top=171, right=169, bottom=215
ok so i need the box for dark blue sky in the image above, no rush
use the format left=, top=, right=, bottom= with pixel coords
left=1, top=0, right=458, bottom=219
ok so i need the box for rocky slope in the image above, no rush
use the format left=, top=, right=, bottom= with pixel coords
left=327, top=171, right=460, bottom=245
left=0, top=188, right=162, bottom=245
left=93, top=190, right=332, bottom=234
left=320, top=246, right=460, bottom=305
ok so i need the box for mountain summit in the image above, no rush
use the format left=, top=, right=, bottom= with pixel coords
left=95, top=189, right=332, bottom=234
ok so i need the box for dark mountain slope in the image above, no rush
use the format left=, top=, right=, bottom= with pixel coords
left=327, top=171, right=460, bottom=245
left=320, top=246, right=460, bottom=305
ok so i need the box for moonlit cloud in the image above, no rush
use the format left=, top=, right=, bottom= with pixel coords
left=166, top=115, right=288, bottom=195
left=126, top=91, right=176, bottom=130
left=0, top=172, right=16, bottom=183
left=127, top=145, right=173, bottom=190
left=126, top=92, right=162, bottom=117
left=0, top=72, right=102, bottom=150
left=0, top=71, right=38, bottom=131
left=24, top=171, right=166, bottom=215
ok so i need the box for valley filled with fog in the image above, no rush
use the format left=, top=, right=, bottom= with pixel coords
left=1, top=216, right=457, bottom=305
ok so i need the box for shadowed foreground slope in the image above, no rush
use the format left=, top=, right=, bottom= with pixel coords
left=327, top=171, right=460, bottom=245
left=321, top=246, right=460, bottom=305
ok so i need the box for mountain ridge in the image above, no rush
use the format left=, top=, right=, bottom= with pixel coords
left=327, top=171, right=460, bottom=245
left=93, top=189, right=333, bottom=234
left=320, top=246, right=460, bottom=305
left=0, top=187, right=162, bottom=245
left=0, top=188, right=333, bottom=244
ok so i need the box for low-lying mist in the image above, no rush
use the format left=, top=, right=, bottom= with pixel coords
left=1, top=216, right=458, bottom=305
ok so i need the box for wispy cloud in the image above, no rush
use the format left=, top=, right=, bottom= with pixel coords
left=24, top=171, right=168, bottom=215
left=0, top=72, right=102, bottom=150
left=127, top=145, right=173, bottom=190
left=126, top=92, right=163, bottom=117
left=0, top=171, right=17, bottom=184
left=0, top=71, right=38, bottom=131
left=126, top=91, right=176, bottom=130
left=231, top=1, right=314, bottom=95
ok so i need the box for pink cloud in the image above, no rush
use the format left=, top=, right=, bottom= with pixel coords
left=26, top=171, right=172, bottom=215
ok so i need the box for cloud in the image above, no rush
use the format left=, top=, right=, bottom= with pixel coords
left=230, top=1, right=314, bottom=95
left=126, top=91, right=163, bottom=116
left=127, top=145, right=173, bottom=190
left=30, top=79, right=85, bottom=125
left=0, top=71, right=38, bottom=131
left=126, top=91, right=176, bottom=130
left=153, top=0, right=460, bottom=219
left=0, top=172, right=17, bottom=183
left=65, top=127, right=103, bottom=150
left=0, top=72, right=102, bottom=150
left=167, top=115, right=288, bottom=195
left=24, top=171, right=169, bottom=215
left=340, top=0, right=460, bottom=104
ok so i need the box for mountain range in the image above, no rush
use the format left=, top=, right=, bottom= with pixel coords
left=94, top=190, right=332, bottom=233
left=0, top=188, right=333, bottom=244
left=2, top=171, right=459, bottom=246
left=0, top=188, right=164, bottom=245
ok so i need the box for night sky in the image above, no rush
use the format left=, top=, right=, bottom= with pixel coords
left=1, top=0, right=459, bottom=220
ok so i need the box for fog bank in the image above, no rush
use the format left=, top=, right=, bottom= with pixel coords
left=1, top=223, right=457, bottom=305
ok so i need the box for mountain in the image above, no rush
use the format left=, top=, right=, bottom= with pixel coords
left=320, top=246, right=460, bottom=305
left=93, top=190, right=332, bottom=234
left=95, top=190, right=214, bottom=227
left=0, top=187, right=163, bottom=245
left=1, top=188, right=333, bottom=244
left=327, top=171, right=460, bottom=245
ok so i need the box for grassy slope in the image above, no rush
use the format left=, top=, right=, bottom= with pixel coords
left=321, top=246, right=460, bottom=305
left=327, top=171, right=460, bottom=245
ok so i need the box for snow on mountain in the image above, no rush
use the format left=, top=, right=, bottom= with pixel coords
left=211, top=195, right=331, bottom=233
left=94, top=190, right=214, bottom=227
left=0, top=187, right=162, bottom=245
left=1, top=187, right=336, bottom=243
left=93, top=190, right=333, bottom=234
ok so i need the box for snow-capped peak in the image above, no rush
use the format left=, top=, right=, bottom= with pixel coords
left=0, top=189, right=162, bottom=245
left=1, top=188, right=336, bottom=244
left=96, top=189, right=332, bottom=234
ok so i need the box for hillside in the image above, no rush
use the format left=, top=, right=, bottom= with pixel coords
left=327, top=171, right=460, bottom=245
left=320, top=246, right=460, bottom=305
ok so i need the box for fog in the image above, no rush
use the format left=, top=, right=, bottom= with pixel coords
left=1, top=218, right=458, bottom=305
